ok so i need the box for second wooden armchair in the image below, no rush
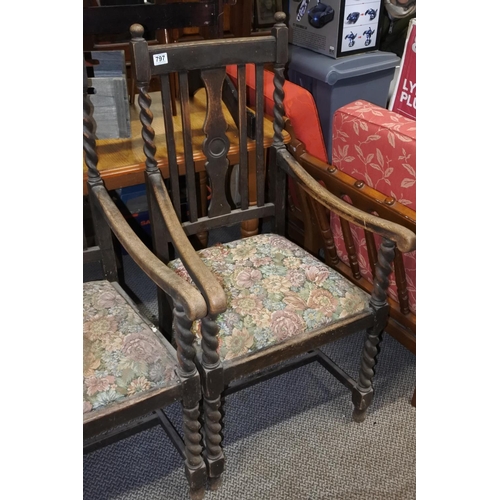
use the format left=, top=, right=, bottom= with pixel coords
left=129, top=13, right=416, bottom=490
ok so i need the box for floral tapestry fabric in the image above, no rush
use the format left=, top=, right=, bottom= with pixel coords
left=83, top=281, right=179, bottom=416
left=168, top=234, right=371, bottom=362
left=330, top=100, right=416, bottom=314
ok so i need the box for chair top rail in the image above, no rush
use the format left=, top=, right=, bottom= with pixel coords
left=144, top=35, right=278, bottom=75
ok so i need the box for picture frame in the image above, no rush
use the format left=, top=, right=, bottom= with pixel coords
left=255, top=0, right=283, bottom=28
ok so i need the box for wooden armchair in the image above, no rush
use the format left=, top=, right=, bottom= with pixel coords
left=84, top=67, right=211, bottom=500
left=129, top=12, right=416, bottom=490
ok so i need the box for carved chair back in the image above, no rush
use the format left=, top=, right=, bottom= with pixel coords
left=129, top=18, right=289, bottom=248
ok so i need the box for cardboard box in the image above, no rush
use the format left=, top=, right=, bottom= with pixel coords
left=389, top=18, right=416, bottom=120
left=288, top=0, right=382, bottom=58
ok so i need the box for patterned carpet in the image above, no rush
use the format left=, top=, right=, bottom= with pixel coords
left=83, top=225, right=416, bottom=500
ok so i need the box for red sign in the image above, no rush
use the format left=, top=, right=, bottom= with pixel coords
left=389, top=19, right=416, bottom=120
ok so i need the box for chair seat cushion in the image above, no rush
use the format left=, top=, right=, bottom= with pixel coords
left=83, top=281, right=179, bottom=416
left=169, top=234, right=371, bottom=362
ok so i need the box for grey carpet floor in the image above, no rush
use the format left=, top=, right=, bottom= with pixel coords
left=83, top=224, right=416, bottom=500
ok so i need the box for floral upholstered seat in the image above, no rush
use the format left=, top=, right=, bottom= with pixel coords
left=168, top=234, right=371, bottom=362
left=83, top=280, right=180, bottom=417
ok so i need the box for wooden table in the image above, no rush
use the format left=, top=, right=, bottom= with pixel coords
left=84, top=89, right=289, bottom=238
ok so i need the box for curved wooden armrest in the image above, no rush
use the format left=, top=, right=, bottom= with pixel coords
left=148, top=173, right=227, bottom=316
left=91, top=185, right=208, bottom=322
left=283, top=120, right=416, bottom=228
left=277, top=148, right=416, bottom=253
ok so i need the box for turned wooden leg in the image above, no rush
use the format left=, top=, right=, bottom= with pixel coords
left=207, top=392, right=226, bottom=490
left=200, top=315, right=225, bottom=488
left=182, top=403, right=206, bottom=500
left=240, top=212, right=259, bottom=238
left=173, top=303, right=207, bottom=498
left=203, top=395, right=225, bottom=490
left=352, top=238, right=395, bottom=423
left=352, top=327, right=383, bottom=423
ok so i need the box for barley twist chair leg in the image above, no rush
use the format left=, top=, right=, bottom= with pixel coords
left=352, top=238, right=395, bottom=423
left=182, top=403, right=207, bottom=499
left=203, top=395, right=225, bottom=490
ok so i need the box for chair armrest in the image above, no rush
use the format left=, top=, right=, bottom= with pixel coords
left=284, top=118, right=416, bottom=231
left=277, top=148, right=416, bottom=254
left=147, top=173, right=227, bottom=316
left=91, top=184, right=208, bottom=322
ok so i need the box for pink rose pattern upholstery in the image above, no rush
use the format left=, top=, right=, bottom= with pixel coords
left=331, top=100, right=416, bottom=313
left=169, top=234, right=370, bottom=362
left=83, top=280, right=179, bottom=415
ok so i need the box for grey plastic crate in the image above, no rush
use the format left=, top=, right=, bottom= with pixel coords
left=287, top=44, right=400, bottom=163
left=88, top=51, right=131, bottom=139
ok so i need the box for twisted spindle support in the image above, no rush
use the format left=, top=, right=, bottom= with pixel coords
left=272, top=66, right=285, bottom=147
left=173, top=302, right=197, bottom=378
left=203, top=396, right=224, bottom=490
left=130, top=23, right=160, bottom=176
left=200, top=315, right=225, bottom=486
left=182, top=404, right=206, bottom=499
left=272, top=12, right=286, bottom=148
left=201, top=315, right=220, bottom=368
left=173, top=302, right=206, bottom=496
left=83, top=92, right=101, bottom=187
left=136, top=83, right=160, bottom=174
left=352, top=238, right=396, bottom=423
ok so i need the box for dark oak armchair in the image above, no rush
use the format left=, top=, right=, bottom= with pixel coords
left=84, top=68, right=212, bottom=500
left=129, top=13, right=416, bottom=490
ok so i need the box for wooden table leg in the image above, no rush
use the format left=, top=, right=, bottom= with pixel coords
left=240, top=149, right=259, bottom=238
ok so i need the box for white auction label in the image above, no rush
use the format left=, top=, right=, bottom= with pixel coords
left=153, top=53, right=168, bottom=66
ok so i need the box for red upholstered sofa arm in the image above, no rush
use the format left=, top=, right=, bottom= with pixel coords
left=331, top=100, right=416, bottom=211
